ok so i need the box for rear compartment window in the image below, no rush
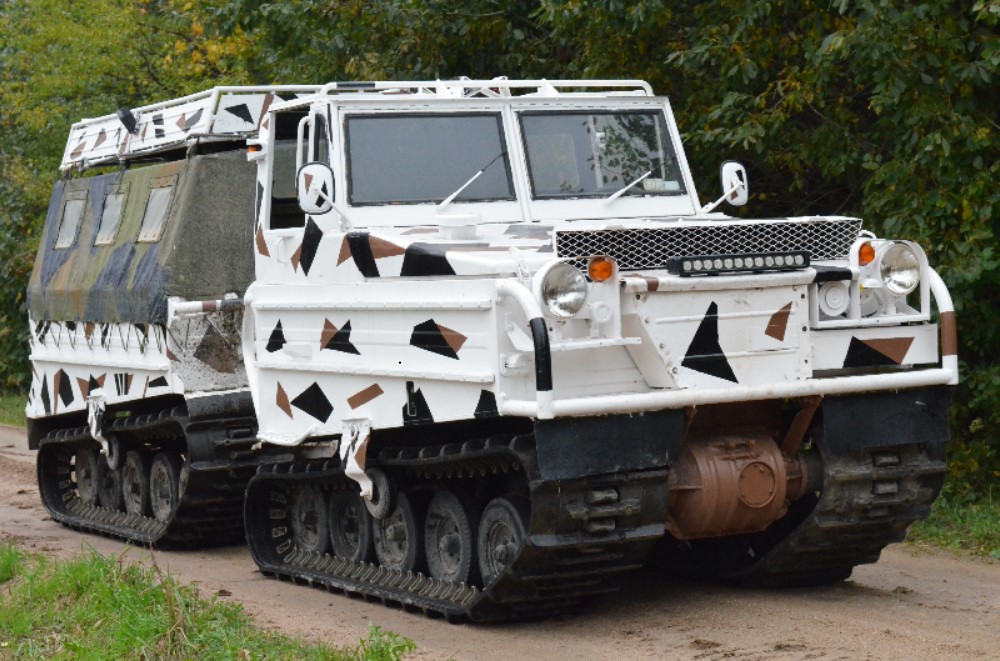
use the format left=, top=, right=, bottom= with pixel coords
left=54, top=196, right=87, bottom=249
left=95, top=189, right=127, bottom=245
left=137, top=185, right=174, bottom=242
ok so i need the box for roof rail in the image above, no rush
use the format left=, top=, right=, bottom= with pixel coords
left=317, top=78, right=654, bottom=98
left=60, top=85, right=321, bottom=172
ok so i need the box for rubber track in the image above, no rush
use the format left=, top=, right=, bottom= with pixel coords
left=727, top=443, right=946, bottom=586
left=245, top=435, right=667, bottom=622
left=37, top=411, right=255, bottom=549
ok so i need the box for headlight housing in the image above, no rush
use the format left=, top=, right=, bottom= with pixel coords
left=536, top=262, right=587, bottom=318
left=878, top=243, right=920, bottom=295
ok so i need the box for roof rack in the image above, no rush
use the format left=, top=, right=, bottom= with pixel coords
left=318, top=78, right=654, bottom=98
left=60, top=85, right=321, bottom=172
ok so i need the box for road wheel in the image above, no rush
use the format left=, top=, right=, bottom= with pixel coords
left=373, top=492, right=425, bottom=572
left=121, top=451, right=151, bottom=517
left=328, top=491, right=374, bottom=562
left=290, top=484, right=329, bottom=554
left=75, top=446, right=100, bottom=506
left=478, top=497, right=528, bottom=587
left=425, top=489, right=479, bottom=584
left=149, top=452, right=182, bottom=522
left=97, top=454, right=124, bottom=511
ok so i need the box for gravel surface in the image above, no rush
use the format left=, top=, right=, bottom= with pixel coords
left=1, top=425, right=997, bottom=660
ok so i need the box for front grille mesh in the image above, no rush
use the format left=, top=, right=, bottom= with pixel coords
left=555, top=217, right=862, bottom=270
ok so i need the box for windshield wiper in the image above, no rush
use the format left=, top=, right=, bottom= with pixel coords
left=604, top=169, right=652, bottom=205
left=437, top=151, right=508, bottom=213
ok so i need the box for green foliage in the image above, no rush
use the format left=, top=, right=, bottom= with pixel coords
left=0, top=391, right=26, bottom=427
left=355, top=625, right=417, bottom=661
left=0, top=543, right=414, bottom=659
left=909, top=489, right=1000, bottom=558
left=1, top=0, right=998, bottom=489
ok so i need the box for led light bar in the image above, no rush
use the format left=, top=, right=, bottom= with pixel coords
left=666, top=251, right=811, bottom=277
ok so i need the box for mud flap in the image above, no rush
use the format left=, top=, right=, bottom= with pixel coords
left=533, top=409, right=684, bottom=481
left=821, top=385, right=951, bottom=453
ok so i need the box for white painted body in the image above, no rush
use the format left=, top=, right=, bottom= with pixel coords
left=243, top=79, right=957, bottom=458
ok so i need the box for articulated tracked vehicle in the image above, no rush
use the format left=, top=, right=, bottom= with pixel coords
left=31, top=79, right=957, bottom=620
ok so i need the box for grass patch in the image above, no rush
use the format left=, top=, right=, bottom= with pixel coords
left=908, top=490, right=1000, bottom=559
left=0, top=391, right=24, bottom=427
left=0, top=542, right=416, bottom=660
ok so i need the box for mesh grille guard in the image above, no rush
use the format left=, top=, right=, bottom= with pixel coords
left=555, top=217, right=862, bottom=270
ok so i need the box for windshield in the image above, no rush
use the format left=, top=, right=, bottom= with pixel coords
left=520, top=111, right=686, bottom=200
left=346, top=113, right=514, bottom=205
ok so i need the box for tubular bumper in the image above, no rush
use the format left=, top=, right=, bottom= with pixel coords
left=496, top=269, right=959, bottom=419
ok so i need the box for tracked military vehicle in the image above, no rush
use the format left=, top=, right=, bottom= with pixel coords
left=32, top=78, right=957, bottom=621
left=28, top=86, right=319, bottom=546
left=237, top=79, right=957, bottom=620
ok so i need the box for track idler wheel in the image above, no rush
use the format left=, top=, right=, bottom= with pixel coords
left=478, top=497, right=527, bottom=586
left=373, top=492, right=426, bottom=572
left=328, top=491, right=374, bottom=562
left=121, top=451, right=152, bottom=516
left=150, top=452, right=182, bottom=522
left=290, top=485, right=329, bottom=554
left=425, top=489, right=479, bottom=585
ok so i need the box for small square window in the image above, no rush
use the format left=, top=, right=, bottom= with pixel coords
left=55, top=197, right=87, bottom=249
left=95, top=190, right=127, bottom=245
left=137, top=186, right=174, bottom=242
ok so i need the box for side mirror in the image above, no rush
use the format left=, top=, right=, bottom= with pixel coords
left=296, top=162, right=335, bottom=215
left=721, top=161, right=748, bottom=207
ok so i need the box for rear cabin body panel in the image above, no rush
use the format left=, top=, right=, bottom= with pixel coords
left=27, top=150, right=256, bottom=421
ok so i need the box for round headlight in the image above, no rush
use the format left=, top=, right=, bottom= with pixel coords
left=539, top=263, right=587, bottom=318
left=878, top=243, right=920, bottom=295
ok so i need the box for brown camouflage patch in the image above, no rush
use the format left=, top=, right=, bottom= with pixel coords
left=304, top=173, right=313, bottom=190
left=77, top=377, right=90, bottom=399
left=863, top=337, right=914, bottom=364
left=52, top=370, right=63, bottom=414
left=290, top=243, right=303, bottom=271
left=369, top=236, right=406, bottom=259
left=255, top=225, right=269, bottom=257
left=640, top=275, right=660, bottom=292
left=84, top=322, right=95, bottom=340
left=337, top=236, right=352, bottom=265
left=94, top=129, right=108, bottom=148
left=940, top=311, right=957, bottom=357
left=175, top=113, right=188, bottom=131
left=71, top=141, right=86, bottom=159
left=356, top=433, right=370, bottom=471
left=257, top=93, right=275, bottom=130
left=320, top=319, right=338, bottom=348
left=347, top=383, right=384, bottom=410
left=439, top=324, right=468, bottom=354
left=276, top=382, right=292, bottom=418
left=765, top=303, right=793, bottom=341
left=166, top=346, right=179, bottom=361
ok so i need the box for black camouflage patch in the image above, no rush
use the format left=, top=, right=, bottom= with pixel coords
left=681, top=302, right=738, bottom=383
left=291, top=382, right=333, bottom=422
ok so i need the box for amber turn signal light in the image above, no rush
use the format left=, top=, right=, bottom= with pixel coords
left=247, top=145, right=261, bottom=153
left=858, top=241, right=876, bottom=266
left=588, top=256, right=616, bottom=282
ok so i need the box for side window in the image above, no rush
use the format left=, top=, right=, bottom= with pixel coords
left=270, top=110, right=307, bottom=229
left=95, top=185, right=128, bottom=245
left=312, top=113, right=329, bottom=164
left=137, top=180, right=175, bottom=242
left=54, top=192, right=87, bottom=249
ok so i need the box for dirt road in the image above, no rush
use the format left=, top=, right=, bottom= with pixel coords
left=1, top=425, right=997, bottom=660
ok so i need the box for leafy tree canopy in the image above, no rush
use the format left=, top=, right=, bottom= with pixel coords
left=0, top=0, right=997, bottom=484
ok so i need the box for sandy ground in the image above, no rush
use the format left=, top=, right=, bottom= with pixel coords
left=1, top=424, right=997, bottom=661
